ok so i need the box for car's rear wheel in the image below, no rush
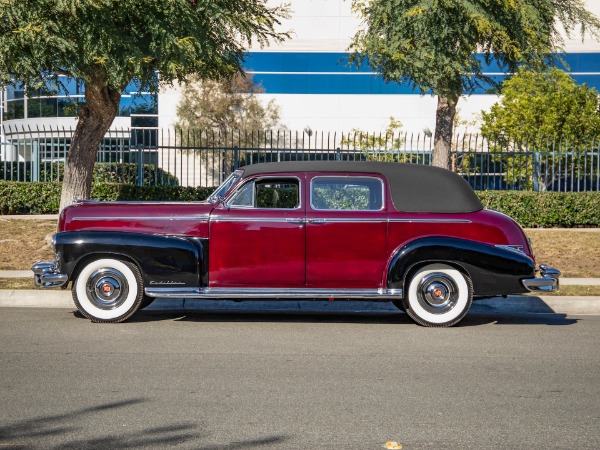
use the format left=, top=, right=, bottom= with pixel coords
left=403, top=263, right=473, bottom=327
left=72, top=258, right=144, bottom=323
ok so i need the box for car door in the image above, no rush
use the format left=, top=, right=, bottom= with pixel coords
left=208, top=175, right=306, bottom=287
left=305, top=173, right=388, bottom=288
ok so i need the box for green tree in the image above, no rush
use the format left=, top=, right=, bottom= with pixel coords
left=350, top=0, right=600, bottom=169
left=482, top=68, right=600, bottom=141
left=0, top=0, right=288, bottom=209
left=175, top=73, right=282, bottom=175
left=481, top=68, right=600, bottom=189
left=176, top=73, right=281, bottom=145
left=340, top=117, right=415, bottom=162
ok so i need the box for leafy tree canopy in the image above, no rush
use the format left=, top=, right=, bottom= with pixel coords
left=350, top=0, right=600, bottom=98
left=0, top=0, right=289, bottom=208
left=350, top=0, right=600, bottom=169
left=0, top=0, right=289, bottom=92
left=481, top=68, right=600, bottom=144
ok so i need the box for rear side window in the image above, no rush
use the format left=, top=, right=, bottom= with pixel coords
left=311, top=176, right=383, bottom=211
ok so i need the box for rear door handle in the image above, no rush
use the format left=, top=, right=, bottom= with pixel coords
left=308, top=218, right=326, bottom=224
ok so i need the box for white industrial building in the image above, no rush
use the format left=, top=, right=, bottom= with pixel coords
left=2, top=0, right=600, bottom=186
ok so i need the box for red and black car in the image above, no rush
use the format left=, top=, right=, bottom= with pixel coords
left=33, top=161, right=559, bottom=326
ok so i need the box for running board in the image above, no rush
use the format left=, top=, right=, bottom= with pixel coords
left=145, top=287, right=403, bottom=300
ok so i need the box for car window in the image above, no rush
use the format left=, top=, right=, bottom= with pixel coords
left=229, top=178, right=300, bottom=209
left=311, top=176, right=383, bottom=211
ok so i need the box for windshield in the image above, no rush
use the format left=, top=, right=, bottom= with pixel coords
left=207, top=171, right=243, bottom=203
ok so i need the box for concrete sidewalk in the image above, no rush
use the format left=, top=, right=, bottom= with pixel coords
left=1, top=289, right=599, bottom=317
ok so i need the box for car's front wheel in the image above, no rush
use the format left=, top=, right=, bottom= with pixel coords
left=403, top=264, right=473, bottom=327
left=72, top=258, right=144, bottom=323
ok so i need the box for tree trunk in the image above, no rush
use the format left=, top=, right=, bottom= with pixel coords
left=432, top=93, right=460, bottom=169
left=59, top=81, right=121, bottom=210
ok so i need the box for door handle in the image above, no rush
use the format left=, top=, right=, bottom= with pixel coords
left=286, top=218, right=305, bottom=224
left=308, top=218, right=326, bottom=224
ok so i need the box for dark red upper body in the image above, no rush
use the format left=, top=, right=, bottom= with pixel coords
left=59, top=166, right=532, bottom=290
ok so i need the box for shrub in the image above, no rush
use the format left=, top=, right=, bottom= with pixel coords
left=478, top=191, right=600, bottom=228
left=0, top=181, right=215, bottom=215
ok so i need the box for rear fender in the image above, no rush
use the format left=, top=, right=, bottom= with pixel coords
left=386, top=237, right=535, bottom=296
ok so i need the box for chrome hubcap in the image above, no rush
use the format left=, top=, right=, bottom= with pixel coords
left=86, top=269, right=129, bottom=310
left=417, top=273, right=458, bottom=314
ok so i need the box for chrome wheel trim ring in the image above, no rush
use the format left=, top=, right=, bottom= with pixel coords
left=416, top=272, right=458, bottom=315
left=86, top=268, right=130, bottom=310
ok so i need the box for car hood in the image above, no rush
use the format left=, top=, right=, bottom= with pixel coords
left=58, top=200, right=214, bottom=237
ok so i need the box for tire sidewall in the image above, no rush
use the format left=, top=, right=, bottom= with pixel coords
left=74, top=258, right=142, bottom=322
left=405, top=264, right=472, bottom=326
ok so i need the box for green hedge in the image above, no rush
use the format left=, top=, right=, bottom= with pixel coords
left=0, top=181, right=215, bottom=215
left=477, top=191, right=600, bottom=228
left=0, top=180, right=598, bottom=228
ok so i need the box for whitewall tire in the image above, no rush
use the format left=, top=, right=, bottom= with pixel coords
left=72, top=258, right=144, bottom=323
left=403, top=264, right=473, bottom=327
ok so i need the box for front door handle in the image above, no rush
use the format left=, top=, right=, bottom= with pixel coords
left=286, top=218, right=305, bottom=224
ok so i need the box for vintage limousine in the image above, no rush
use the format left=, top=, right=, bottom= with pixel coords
left=33, top=161, right=559, bottom=326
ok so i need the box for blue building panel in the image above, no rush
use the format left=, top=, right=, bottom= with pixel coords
left=245, top=52, right=600, bottom=95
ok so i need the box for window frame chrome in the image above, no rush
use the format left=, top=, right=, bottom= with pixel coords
left=309, top=175, right=386, bottom=212
left=207, top=170, right=243, bottom=204
left=226, top=175, right=303, bottom=211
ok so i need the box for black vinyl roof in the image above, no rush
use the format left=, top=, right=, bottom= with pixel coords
left=240, top=161, right=483, bottom=213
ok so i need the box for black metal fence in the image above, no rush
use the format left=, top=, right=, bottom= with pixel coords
left=1, top=125, right=599, bottom=191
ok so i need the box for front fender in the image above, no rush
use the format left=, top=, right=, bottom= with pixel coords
left=386, top=237, right=535, bottom=296
left=54, top=231, right=207, bottom=288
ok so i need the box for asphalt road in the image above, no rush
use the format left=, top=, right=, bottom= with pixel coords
left=1, top=308, right=599, bottom=449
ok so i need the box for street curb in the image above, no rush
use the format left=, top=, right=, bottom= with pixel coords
left=1, top=290, right=599, bottom=316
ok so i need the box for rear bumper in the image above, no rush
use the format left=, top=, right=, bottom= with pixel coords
left=522, top=264, right=561, bottom=292
left=32, top=261, right=68, bottom=288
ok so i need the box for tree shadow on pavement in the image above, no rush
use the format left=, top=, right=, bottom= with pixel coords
left=0, top=398, right=288, bottom=449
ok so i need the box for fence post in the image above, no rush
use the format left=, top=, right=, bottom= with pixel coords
left=335, top=147, right=341, bottom=161
left=137, top=143, right=143, bottom=186
left=532, top=151, right=540, bottom=191
left=32, top=140, right=40, bottom=182
left=233, top=145, right=239, bottom=171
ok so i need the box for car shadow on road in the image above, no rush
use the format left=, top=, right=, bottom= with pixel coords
left=0, top=397, right=288, bottom=449
left=125, top=308, right=578, bottom=327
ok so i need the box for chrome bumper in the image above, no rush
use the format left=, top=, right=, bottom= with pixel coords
left=522, top=264, right=561, bottom=292
left=32, top=261, right=68, bottom=288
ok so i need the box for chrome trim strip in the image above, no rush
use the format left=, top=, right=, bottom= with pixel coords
left=212, top=217, right=469, bottom=224
left=496, top=244, right=525, bottom=254
left=72, top=215, right=210, bottom=221
left=145, top=287, right=403, bottom=299
left=79, top=201, right=210, bottom=205
left=211, top=217, right=301, bottom=223
left=309, top=218, right=387, bottom=223
left=387, top=219, right=472, bottom=224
